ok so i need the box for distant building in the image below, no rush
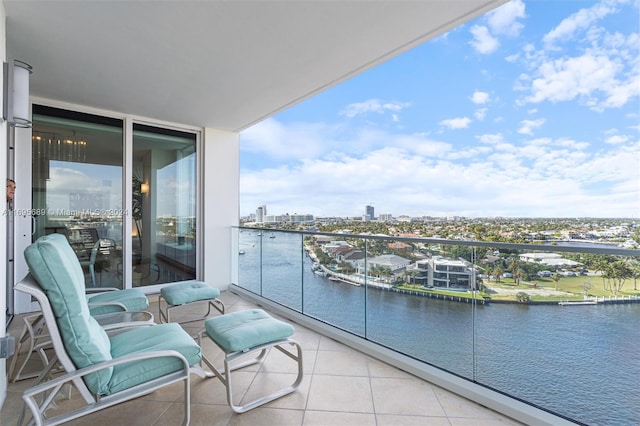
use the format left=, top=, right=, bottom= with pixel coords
left=411, top=256, right=476, bottom=290
left=255, top=205, right=266, bottom=223
left=519, top=253, right=581, bottom=268
left=366, top=205, right=375, bottom=220
left=263, top=214, right=284, bottom=224
left=290, top=214, right=314, bottom=224
left=358, top=254, right=411, bottom=276
left=378, top=213, right=393, bottom=222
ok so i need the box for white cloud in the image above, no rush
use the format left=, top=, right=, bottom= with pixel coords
left=241, top=121, right=640, bottom=217
left=505, top=53, right=520, bottom=63
left=340, top=99, right=410, bottom=118
left=469, top=25, right=499, bottom=54
left=477, top=133, right=504, bottom=145
left=241, top=118, right=332, bottom=160
left=518, top=119, right=546, bottom=135
left=471, top=91, right=490, bottom=104
left=487, top=0, right=526, bottom=36
left=605, top=134, right=629, bottom=144
left=474, top=108, right=488, bottom=121
left=439, top=117, right=472, bottom=130
left=523, top=53, right=628, bottom=108
left=469, top=0, right=526, bottom=55
left=543, top=0, right=620, bottom=48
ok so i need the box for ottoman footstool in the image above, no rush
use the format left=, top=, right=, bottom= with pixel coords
left=158, top=281, right=225, bottom=324
left=199, top=309, right=303, bottom=413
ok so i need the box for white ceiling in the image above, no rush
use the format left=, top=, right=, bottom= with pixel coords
left=5, top=1, right=507, bottom=132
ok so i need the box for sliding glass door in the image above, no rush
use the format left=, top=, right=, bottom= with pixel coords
left=132, top=124, right=198, bottom=287
left=31, top=105, right=124, bottom=289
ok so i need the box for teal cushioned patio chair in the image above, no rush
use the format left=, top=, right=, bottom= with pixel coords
left=17, top=233, right=210, bottom=425
left=9, top=234, right=151, bottom=383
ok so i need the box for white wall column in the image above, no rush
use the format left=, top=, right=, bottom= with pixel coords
left=0, top=1, right=8, bottom=408
left=201, top=128, right=239, bottom=290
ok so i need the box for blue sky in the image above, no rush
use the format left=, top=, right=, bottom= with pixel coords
left=239, top=0, right=640, bottom=219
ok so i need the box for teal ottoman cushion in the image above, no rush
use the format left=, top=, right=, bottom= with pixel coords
left=205, top=309, right=294, bottom=353
left=161, top=281, right=220, bottom=305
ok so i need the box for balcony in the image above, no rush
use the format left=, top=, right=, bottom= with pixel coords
left=4, top=228, right=638, bottom=425
left=3, top=291, right=519, bottom=425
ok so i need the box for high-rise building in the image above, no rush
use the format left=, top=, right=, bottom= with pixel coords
left=365, top=205, right=375, bottom=220
left=256, top=205, right=267, bottom=223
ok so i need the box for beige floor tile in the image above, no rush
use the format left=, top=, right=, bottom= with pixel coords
left=154, top=401, right=233, bottom=426
left=306, top=375, right=373, bottom=413
left=241, top=372, right=310, bottom=411
left=72, top=398, right=170, bottom=426
left=313, top=349, right=370, bottom=377
left=376, top=413, right=451, bottom=425
left=371, top=376, right=447, bottom=417
left=291, top=329, right=322, bottom=351
left=367, top=357, right=414, bottom=379
left=228, top=407, right=304, bottom=426
left=303, top=410, right=377, bottom=425
left=433, top=386, right=522, bottom=423
left=317, top=336, right=348, bottom=351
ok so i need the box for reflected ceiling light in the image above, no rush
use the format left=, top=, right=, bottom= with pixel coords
left=3, top=59, right=33, bottom=128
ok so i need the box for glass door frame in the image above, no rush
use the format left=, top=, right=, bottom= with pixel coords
left=124, top=117, right=203, bottom=293
left=12, top=104, right=203, bottom=314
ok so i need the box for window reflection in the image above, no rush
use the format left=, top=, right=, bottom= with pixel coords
left=32, top=105, right=124, bottom=289
left=132, top=124, right=197, bottom=286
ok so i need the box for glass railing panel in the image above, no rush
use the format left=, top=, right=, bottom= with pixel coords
left=233, top=227, right=640, bottom=425
left=237, top=228, right=261, bottom=294
left=364, top=239, right=476, bottom=377
left=472, top=246, right=640, bottom=425
left=301, top=235, right=366, bottom=336
left=260, top=230, right=303, bottom=311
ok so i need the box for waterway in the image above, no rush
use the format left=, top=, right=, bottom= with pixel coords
left=238, top=231, right=640, bottom=426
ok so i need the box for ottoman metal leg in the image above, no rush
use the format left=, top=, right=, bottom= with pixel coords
left=158, top=281, right=225, bottom=324
left=200, top=337, right=303, bottom=413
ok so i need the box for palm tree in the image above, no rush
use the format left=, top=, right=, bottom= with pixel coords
left=509, top=258, right=522, bottom=286
left=551, top=272, right=562, bottom=291
left=492, top=264, right=503, bottom=283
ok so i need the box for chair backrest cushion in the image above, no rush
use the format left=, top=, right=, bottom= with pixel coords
left=24, top=233, right=113, bottom=394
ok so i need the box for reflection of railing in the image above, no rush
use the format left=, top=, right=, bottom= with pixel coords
left=234, top=227, right=640, bottom=426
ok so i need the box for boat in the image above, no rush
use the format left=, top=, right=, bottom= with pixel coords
left=239, top=250, right=245, bottom=255
left=269, top=233, right=276, bottom=239
left=311, top=262, right=327, bottom=277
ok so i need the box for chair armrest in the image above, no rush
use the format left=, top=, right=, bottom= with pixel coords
left=87, top=300, right=128, bottom=311
left=23, top=349, right=191, bottom=426
left=85, top=287, right=120, bottom=294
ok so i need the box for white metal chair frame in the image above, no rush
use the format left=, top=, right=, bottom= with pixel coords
left=15, top=275, right=211, bottom=426
left=9, top=287, right=154, bottom=383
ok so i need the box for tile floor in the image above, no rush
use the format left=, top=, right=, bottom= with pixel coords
left=2, top=290, right=522, bottom=425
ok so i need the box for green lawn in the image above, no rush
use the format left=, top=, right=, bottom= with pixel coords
left=488, top=275, right=640, bottom=301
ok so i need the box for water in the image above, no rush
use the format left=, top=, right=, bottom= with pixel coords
left=238, top=231, right=640, bottom=426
